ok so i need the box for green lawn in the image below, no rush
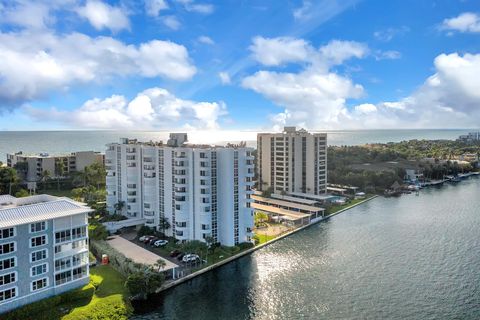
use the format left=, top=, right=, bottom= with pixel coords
left=3, top=265, right=132, bottom=320
left=325, top=196, right=375, bottom=215
left=62, top=265, right=132, bottom=320
left=40, top=188, right=75, bottom=198
left=255, top=233, right=277, bottom=245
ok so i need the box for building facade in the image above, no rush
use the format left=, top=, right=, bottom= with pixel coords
left=105, top=134, right=255, bottom=246
left=257, top=127, right=327, bottom=195
left=6, top=151, right=105, bottom=183
left=0, top=194, right=91, bottom=314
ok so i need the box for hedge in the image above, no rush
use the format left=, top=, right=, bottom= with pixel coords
left=90, top=240, right=144, bottom=276
left=2, top=283, right=95, bottom=320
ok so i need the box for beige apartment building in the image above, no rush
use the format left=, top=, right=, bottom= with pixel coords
left=257, top=127, right=327, bottom=195
left=6, top=151, right=104, bottom=183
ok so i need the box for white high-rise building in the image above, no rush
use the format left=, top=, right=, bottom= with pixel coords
left=257, top=127, right=327, bottom=195
left=105, top=134, right=255, bottom=246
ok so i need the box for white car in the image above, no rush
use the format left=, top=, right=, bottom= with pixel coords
left=139, top=235, right=149, bottom=242
left=154, top=239, right=169, bottom=247
left=182, top=254, right=200, bottom=263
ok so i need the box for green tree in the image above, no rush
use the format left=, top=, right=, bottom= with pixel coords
left=114, top=201, right=125, bottom=214
left=0, top=167, right=19, bottom=195
left=154, top=259, right=167, bottom=272
left=41, top=170, right=51, bottom=191
left=158, top=217, right=171, bottom=238
left=125, top=268, right=165, bottom=300
left=15, top=189, right=29, bottom=197
left=54, top=159, right=65, bottom=191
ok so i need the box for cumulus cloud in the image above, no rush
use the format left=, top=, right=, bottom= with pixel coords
left=441, top=12, right=480, bottom=33
left=347, top=53, right=480, bottom=128
left=243, top=37, right=368, bottom=128
left=250, top=36, right=312, bottom=66
left=176, top=0, right=214, bottom=14
left=145, top=0, right=168, bottom=17
left=76, top=0, right=130, bottom=32
left=218, top=72, right=231, bottom=84
left=244, top=36, right=480, bottom=129
left=163, top=15, right=181, bottom=30
left=373, top=26, right=410, bottom=41
left=0, top=31, right=196, bottom=107
left=198, top=35, right=214, bottom=45
left=26, top=87, right=227, bottom=129
left=0, top=1, right=53, bottom=29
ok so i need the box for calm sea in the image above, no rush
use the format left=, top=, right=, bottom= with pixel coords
left=133, top=178, right=480, bottom=319
left=0, top=129, right=473, bottom=162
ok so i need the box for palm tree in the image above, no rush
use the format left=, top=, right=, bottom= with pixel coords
left=41, top=170, right=51, bottom=191
left=158, top=217, right=171, bottom=238
left=154, top=259, right=167, bottom=272
left=114, top=201, right=125, bottom=214
left=55, top=160, right=65, bottom=191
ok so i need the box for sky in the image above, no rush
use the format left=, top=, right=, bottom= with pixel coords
left=0, top=0, right=479, bottom=131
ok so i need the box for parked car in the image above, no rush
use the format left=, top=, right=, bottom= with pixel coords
left=170, top=249, right=181, bottom=257
left=176, top=253, right=185, bottom=261
left=154, top=239, right=168, bottom=247
left=149, top=237, right=159, bottom=246
left=139, top=235, right=152, bottom=242
left=182, top=254, right=200, bottom=263
left=143, top=236, right=154, bottom=244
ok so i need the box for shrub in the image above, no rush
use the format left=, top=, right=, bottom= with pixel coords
left=2, top=283, right=95, bottom=320
left=238, top=242, right=254, bottom=250
left=89, top=223, right=108, bottom=241
left=89, top=240, right=146, bottom=276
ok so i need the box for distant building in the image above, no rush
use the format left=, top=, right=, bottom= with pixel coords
left=105, top=134, right=255, bottom=246
left=6, top=151, right=105, bottom=183
left=457, top=132, right=480, bottom=143
left=257, top=127, right=327, bottom=195
left=0, top=194, right=91, bottom=314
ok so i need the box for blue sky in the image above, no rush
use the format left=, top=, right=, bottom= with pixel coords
left=0, top=0, right=479, bottom=131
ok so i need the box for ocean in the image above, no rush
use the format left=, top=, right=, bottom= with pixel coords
left=0, top=129, right=473, bottom=162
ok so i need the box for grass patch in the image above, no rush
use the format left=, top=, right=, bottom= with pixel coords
left=325, top=195, right=375, bottom=215
left=2, top=265, right=132, bottom=320
left=254, top=233, right=277, bottom=245
left=62, top=265, right=132, bottom=320
left=41, top=188, right=74, bottom=198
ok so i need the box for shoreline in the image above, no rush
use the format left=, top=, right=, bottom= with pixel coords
left=155, top=195, right=379, bottom=294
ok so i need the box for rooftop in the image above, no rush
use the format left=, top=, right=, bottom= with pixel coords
left=252, top=194, right=324, bottom=213
left=0, top=194, right=93, bottom=228
left=287, top=192, right=338, bottom=201
left=109, top=136, right=250, bottom=150
left=252, top=203, right=311, bottom=221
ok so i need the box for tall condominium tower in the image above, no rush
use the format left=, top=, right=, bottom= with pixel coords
left=257, top=127, right=327, bottom=195
left=105, top=134, right=255, bottom=246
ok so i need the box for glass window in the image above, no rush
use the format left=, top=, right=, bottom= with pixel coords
left=31, top=235, right=47, bottom=248
left=0, top=228, right=14, bottom=239
left=0, top=257, right=15, bottom=271
left=0, top=287, right=16, bottom=301
left=32, top=278, right=48, bottom=291
left=0, top=242, right=15, bottom=255
left=30, top=222, right=46, bottom=233
left=0, top=272, right=16, bottom=285
left=31, top=263, right=48, bottom=276
left=31, top=249, right=47, bottom=262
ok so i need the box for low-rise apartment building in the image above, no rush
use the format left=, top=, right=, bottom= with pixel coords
left=0, top=194, right=91, bottom=314
left=105, top=134, right=255, bottom=246
left=6, top=151, right=104, bottom=183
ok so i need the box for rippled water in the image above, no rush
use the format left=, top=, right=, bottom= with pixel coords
left=134, top=179, right=480, bottom=319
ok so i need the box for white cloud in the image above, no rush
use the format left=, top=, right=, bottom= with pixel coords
left=176, top=0, right=214, bottom=14
left=198, top=35, right=214, bottom=45
left=250, top=36, right=311, bottom=66
left=373, top=26, right=410, bottom=41
left=218, top=72, right=231, bottom=84
left=293, top=1, right=312, bottom=20
left=354, top=103, right=377, bottom=114
left=244, top=34, right=480, bottom=129
left=441, top=12, right=480, bottom=33
left=76, top=0, right=130, bottom=32
left=145, top=0, right=168, bottom=17
left=375, top=50, right=402, bottom=60
left=26, top=87, right=227, bottom=129
left=0, top=1, right=53, bottom=29
left=344, top=53, right=480, bottom=128
left=0, top=31, right=196, bottom=107
left=163, top=15, right=181, bottom=30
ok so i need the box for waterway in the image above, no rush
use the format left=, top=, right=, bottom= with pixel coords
left=133, top=178, right=480, bottom=319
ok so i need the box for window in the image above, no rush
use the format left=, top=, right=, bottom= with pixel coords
left=31, top=278, right=48, bottom=291
left=55, top=230, right=71, bottom=243
left=31, top=249, right=47, bottom=262
left=0, top=227, right=14, bottom=239
left=0, top=287, right=16, bottom=302
left=31, top=263, right=48, bottom=276
left=55, top=270, right=72, bottom=286
left=0, top=272, right=16, bottom=285
left=30, top=222, right=46, bottom=233
left=72, top=226, right=86, bottom=240
left=72, top=239, right=87, bottom=250
left=73, top=266, right=87, bottom=280
left=55, top=257, right=71, bottom=272
left=0, top=242, right=15, bottom=255
left=0, top=257, right=15, bottom=271
left=30, top=235, right=47, bottom=248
